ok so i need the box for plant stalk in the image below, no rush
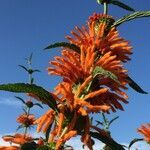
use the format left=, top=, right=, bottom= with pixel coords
left=104, top=2, right=108, bottom=15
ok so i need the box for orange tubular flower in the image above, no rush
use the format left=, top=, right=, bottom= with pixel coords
left=16, top=114, right=35, bottom=127
left=34, top=109, right=55, bottom=133
left=2, top=134, right=33, bottom=145
left=137, top=124, right=150, bottom=143
left=0, top=146, right=19, bottom=150
left=48, top=13, right=132, bottom=113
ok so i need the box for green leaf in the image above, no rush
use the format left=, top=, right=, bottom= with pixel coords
left=31, top=77, right=34, bottom=84
left=127, top=76, right=148, bottom=94
left=92, top=66, right=119, bottom=83
left=109, top=116, right=119, bottom=126
left=21, top=142, right=37, bottom=150
left=15, top=96, right=25, bottom=104
left=44, top=42, right=80, bottom=53
left=16, top=125, right=24, bottom=131
left=29, top=53, right=33, bottom=62
left=96, top=120, right=103, bottom=126
left=89, top=131, right=125, bottom=150
left=45, top=124, right=53, bottom=142
left=34, top=103, right=43, bottom=109
left=0, top=83, right=58, bottom=111
left=110, top=0, right=135, bottom=12
left=36, top=145, right=49, bottom=150
left=112, top=11, right=150, bottom=27
left=128, top=138, right=144, bottom=149
left=18, top=65, right=28, bottom=72
left=33, top=69, right=41, bottom=73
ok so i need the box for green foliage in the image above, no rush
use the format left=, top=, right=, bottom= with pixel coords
left=21, top=142, right=37, bottom=150
left=109, top=0, right=135, bottom=12
left=112, top=11, right=150, bottom=27
left=89, top=131, right=125, bottom=150
left=0, top=83, right=58, bottom=111
left=92, top=66, right=119, bottom=83
left=36, top=145, right=50, bottom=150
left=44, top=42, right=80, bottom=53
left=127, top=76, right=148, bottom=94
left=128, top=138, right=144, bottom=149
left=97, top=0, right=135, bottom=12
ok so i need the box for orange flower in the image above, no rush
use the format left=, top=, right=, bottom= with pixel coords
left=48, top=13, right=131, bottom=113
left=137, top=124, right=150, bottom=143
left=2, top=134, right=33, bottom=145
left=34, top=109, right=55, bottom=133
left=55, top=130, right=77, bottom=150
left=0, top=146, right=19, bottom=150
left=16, top=114, right=35, bottom=127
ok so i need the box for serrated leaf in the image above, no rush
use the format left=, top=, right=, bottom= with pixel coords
left=0, top=83, right=58, bottom=111
left=110, top=0, right=135, bottom=12
left=93, top=66, right=119, bottom=83
left=128, top=138, right=144, bottom=149
left=18, top=65, right=28, bottom=72
left=112, top=11, right=150, bottom=27
left=34, top=103, right=43, bottom=109
left=127, top=76, right=148, bottom=94
left=44, top=42, right=80, bottom=53
left=15, top=96, right=25, bottom=104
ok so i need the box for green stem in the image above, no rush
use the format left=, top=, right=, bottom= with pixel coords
left=103, top=2, right=108, bottom=14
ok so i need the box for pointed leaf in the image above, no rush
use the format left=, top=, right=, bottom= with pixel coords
left=34, top=103, right=43, bottom=109
left=32, top=69, right=41, bottom=73
left=96, top=120, right=103, bottom=126
left=31, top=77, right=34, bottom=84
left=109, top=116, right=119, bottom=126
left=112, top=11, right=150, bottom=27
left=0, top=83, right=58, bottom=111
left=128, top=138, right=144, bottom=149
left=45, top=124, right=53, bottom=142
left=89, top=131, right=125, bottom=150
left=127, top=76, right=148, bottom=94
left=16, top=125, right=24, bottom=131
left=44, top=42, right=80, bottom=53
left=93, top=66, right=119, bottom=83
left=110, top=0, right=135, bottom=12
left=18, top=65, right=28, bottom=72
left=15, top=96, right=25, bottom=104
left=29, top=53, right=33, bottom=62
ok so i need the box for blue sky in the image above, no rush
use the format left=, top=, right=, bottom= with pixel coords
left=0, top=0, right=150, bottom=149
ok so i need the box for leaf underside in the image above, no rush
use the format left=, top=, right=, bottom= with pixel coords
left=113, top=11, right=150, bottom=27
left=110, top=0, right=135, bottom=12
left=0, top=83, right=58, bottom=111
left=44, top=42, right=80, bottom=53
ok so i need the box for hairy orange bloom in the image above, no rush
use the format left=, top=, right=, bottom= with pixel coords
left=55, top=130, right=77, bottom=150
left=16, top=114, right=35, bottom=126
left=34, top=109, right=55, bottom=133
left=47, top=13, right=132, bottom=113
left=2, top=134, right=33, bottom=145
left=0, top=146, right=19, bottom=150
left=137, top=124, right=150, bottom=143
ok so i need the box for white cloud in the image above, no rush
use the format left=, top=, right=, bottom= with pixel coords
left=66, top=136, right=105, bottom=150
left=0, top=97, right=22, bottom=107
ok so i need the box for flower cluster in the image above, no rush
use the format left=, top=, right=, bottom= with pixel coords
left=33, top=13, right=132, bottom=149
